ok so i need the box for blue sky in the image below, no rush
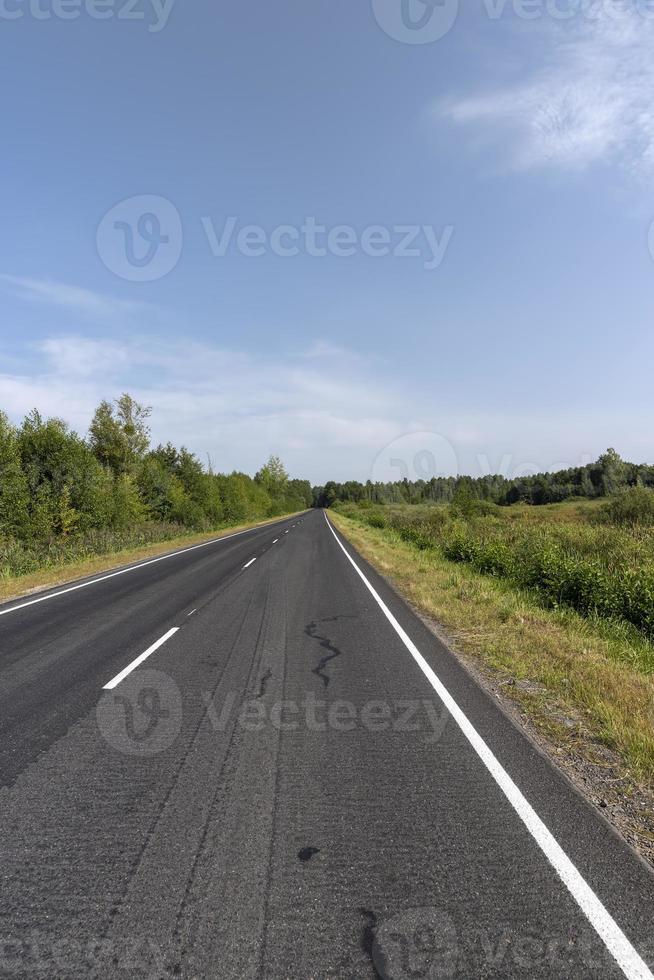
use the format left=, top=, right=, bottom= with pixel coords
left=1, top=0, right=653, bottom=483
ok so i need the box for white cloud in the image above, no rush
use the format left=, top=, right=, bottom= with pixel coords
left=441, top=5, right=654, bottom=174
left=0, top=333, right=649, bottom=482
left=0, top=275, right=148, bottom=317
left=0, top=336, right=410, bottom=482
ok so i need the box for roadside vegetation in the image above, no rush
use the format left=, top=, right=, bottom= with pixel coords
left=333, top=492, right=654, bottom=648
left=0, top=395, right=311, bottom=583
left=329, top=489, right=654, bottom=791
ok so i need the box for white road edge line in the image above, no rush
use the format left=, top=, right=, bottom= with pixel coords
left=323, top=512, right=652, bottom=980
left=103, top=627, right=179, bottom=691
left=243, top=558, right=257, bottom=569
left=0, top=517, right=293, bottom=619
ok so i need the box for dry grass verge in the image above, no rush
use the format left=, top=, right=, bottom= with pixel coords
left=0, top=512, right=304, bottom=606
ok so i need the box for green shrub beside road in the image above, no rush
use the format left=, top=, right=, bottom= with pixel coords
left=336, top=494, right=654, bottom=644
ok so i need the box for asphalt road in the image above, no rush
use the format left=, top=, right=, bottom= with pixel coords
left=1, top=508, right=653, bottom=979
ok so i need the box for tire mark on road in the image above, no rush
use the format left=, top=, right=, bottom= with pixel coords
left=358, top=908, right=383, bottom=979
left=104, top=581, right=268, bottom=948
left=257, top=669, right=272, bottom=699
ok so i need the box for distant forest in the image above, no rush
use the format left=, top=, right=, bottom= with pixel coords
left=312, top=449, right=654, bottom=508
left=2, top=395, right=650, bottom=550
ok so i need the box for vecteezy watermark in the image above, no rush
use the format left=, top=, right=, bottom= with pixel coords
left=372, top=908, right=459, bottom=979
left=368, top=911, right=631, bottom=977
left=371, top=432, right=460, bottom=488
left=369, top=432, right=599, bottom=491
left=201, top=216, right=453, bottom=271
left=96, top=668, right=182, bottom=756
left=203, top=692, right=450, bottom=742
left=0, top=0, right=175, bottom=31
left=96, top=195, right=454, bottom=281
left=95, top=683, right=449, bottom=756
left=474, top=451, right=595, bottom=481
left=372, top=0, right=460, bottom=44
left=96, top=195, right=183, bottom=282
left=481, top=0, right=654, bottom=21
left=0, top=932, right=166, bottom=978
left=371, top=0, right=654, bottom=44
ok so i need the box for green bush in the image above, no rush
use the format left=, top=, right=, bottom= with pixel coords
left=367, top=511, right=387, bottom=529
left=0, top=523, right=184, bottom=579
left=598, top=487, right=654, bottom=527
left=344, top=501, right=654, bottom=642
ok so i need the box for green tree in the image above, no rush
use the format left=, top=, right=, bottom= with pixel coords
left=137, top=455, right=177, bottom=521
left=89, top=394, right=151, bottom=475
left=0, top=412, right=29, bottom=538
left=217, top=473, right=250, bottom=523
left=598, top=448, right=628, bottom=496
left=255, top=455, right=288, bottom=500
left=109, top=473, right=147, bottom=528
left=19, top=410, right=105, bottom=538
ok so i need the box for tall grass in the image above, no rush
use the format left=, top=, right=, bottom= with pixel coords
left=336, top=500, right=654, bottom=643
left=0, top=522, right=197, bottom=579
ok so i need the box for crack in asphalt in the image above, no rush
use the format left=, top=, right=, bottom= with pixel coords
left=305, top=619, right=349, bottom=689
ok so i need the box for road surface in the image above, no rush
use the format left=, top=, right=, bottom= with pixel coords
left=1, top=509, right=653, bottom=978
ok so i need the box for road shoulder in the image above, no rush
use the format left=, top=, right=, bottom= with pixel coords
left=0, top=512, right=306, bottom=607
left=329, top=509, right=654, bottom=871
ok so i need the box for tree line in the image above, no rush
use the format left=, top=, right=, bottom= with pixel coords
left=2, top=396, right=649, bottom=546
left=0, top=394, right=312, bottom=543
left=312, top=449, right=654, bottom=509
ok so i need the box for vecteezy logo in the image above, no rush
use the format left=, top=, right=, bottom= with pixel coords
left=96, top=668, right=182, bottom=756
left=371, top=0, right=459, bottom=43
left=371, top=431, right=459, bottom=490
left=96, top=195, right=183, bottom=281
left=372, top=908, right=458, bottom=979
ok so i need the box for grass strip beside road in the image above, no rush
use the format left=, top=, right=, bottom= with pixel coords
left=329, top=511, right=654, bottom=802
left=0, top=512, right=305, bottom=606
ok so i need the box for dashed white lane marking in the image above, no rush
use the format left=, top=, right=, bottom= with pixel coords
left=0, top=517, right=293, bottom=619
left=273, top=539, right=279, bottom=544
left=324, top=513, right=653, bottom=980
left=103, top=627, right=179, bottom=690
left=187, top=609, right=197, bottom=617
left=243, top=558, right=257, bottom=569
